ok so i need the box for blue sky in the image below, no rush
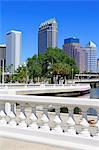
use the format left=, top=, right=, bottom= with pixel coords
left=0, top=0, right=99, bottom=62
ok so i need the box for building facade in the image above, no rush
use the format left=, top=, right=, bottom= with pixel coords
left=85, top=41, right=97, bottom=73
left=6, top=30, right=21, bottom=72
left=97, top=59, right=99, bottom=73
left=0, top=44, right=6, bottom=83
left=0, top=44, right=6, bottom=65
left=63, top=37, right=87, bottom=73
left=38, top=18, right=58, bottom=54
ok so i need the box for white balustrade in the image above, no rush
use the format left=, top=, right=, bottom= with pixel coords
left=29, top=105, right=38, bottom=130
left=0, top=94, right=99, bottom=149
left=80, top=108, right=90, bottom=136
left=0, top=103, right=7, bottom=125
left=40, top=106, right=50, bottom=131
left=18, top=103, right=27, bottom=128
left=95, top=109, right=99, bottom=137
left=7, top=103, right=16, bottom=127
left=53, top=106, right=62, bottom=133
left=66, top=106, right=76, bottom=134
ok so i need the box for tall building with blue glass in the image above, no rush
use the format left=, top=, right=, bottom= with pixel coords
left=63, top=37, right=87, bottom=73
left=38, top=18, right=58, bottom=54
left=64, top=37, right=80, bottom=45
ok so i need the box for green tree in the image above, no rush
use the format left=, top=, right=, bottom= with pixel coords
left=43, top=47, right=79, bottom=78
left=27, top=54, right=42, bottom=82
left=14, top=47, right=79, bottom=83
left=14, top=65, right=26, bottom=83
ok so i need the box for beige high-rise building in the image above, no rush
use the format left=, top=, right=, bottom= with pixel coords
left=63, top=37, right=87, bottom=73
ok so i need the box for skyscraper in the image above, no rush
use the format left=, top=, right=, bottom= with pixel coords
left=0, top=44, right=6, bottom=65
left=63, top=37, right=87, bottom=73
left=6, top=30, right=21, bottom=72
left=85, top=41, right=97, bottom=73
left=0, top=44, right=6, bottom=83
left=97, top=59, right=99, bottom=73
left=38, top=18, right=58, bottom=54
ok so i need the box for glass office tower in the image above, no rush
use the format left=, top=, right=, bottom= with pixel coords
left=63, top=37, right=87, bottom=73
left=38, top=18, right=58, bottom=54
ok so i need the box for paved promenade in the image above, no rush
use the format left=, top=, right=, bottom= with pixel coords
left=0, top=137, right=65, bottom=150
left=0, top=111, right=97, bottom=150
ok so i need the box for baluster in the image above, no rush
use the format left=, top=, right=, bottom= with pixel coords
left=7, top=103, right=16, bottom=127
left=5, top=102, right=11, bottom=114
left=53, top=106, right=63, bottom=133
left=94, top=109, right=99, bottom=137
left=18, top=103, right=27, bottom=128
left=66, top=107, right=76, bottom=134
left=0, top=103, right=7, bottom=126
left=29, top=105, right=38, bottom=130
left=40, top=105, right=50, bottom=131
left=80, top=107, right=90, bottom=136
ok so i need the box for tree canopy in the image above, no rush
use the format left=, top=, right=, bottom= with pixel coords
left=12, top=47, right=79, bottom=83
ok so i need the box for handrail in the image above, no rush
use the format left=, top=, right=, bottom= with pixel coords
left=0, top=94, right=99, bottom=149
left=0, top=94, right=98, bottom=108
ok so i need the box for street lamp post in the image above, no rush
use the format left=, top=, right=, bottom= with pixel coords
left=11, top=64, right=13, bottom=83
left=24, top=62, right=28, bottom=84
left=77, top=71, right=80, bottom=84
left=2, top=59, right=4, bottom=84
left=72, top=68, right=74, bottom=84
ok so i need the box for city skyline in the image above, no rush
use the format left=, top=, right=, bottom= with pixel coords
left=0, top=0, right=99, bottom=62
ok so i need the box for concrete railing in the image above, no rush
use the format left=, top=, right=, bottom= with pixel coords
left=0, top=95, right=99, bottom=149
left=69, top=78, right=99, bottom=83
left=0, top=83, right=90, bottom=89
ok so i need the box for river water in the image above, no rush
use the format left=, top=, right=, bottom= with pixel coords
left=78, top=87, right=99, bottom=115
left=78, top=87, right=99, bottom=99
left=90, top=87, right=99, bottom=99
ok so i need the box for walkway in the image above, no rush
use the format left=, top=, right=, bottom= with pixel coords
left=0, top=137, right=65, bottom=150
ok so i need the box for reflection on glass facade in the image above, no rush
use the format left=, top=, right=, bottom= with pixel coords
left=64, top=37, right=80, bottom=45
left=85, top=41, right=97, bottom=73
left=38, top=18, right=58, bottom=54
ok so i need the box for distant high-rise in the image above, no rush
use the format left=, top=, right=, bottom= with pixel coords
left=97, top=59, right=99, bottom=73
left=64, top=37, right=80, bottom=46
left=85, top=41, right=97, bottom=73
left=0, top=44, right=6, bottom=83
left=63, top=37, right=87, bottom=73
left=0, top=44, right=6, bottom=65
left=6, top=30, right=21, bottom=72
left=38, top=18, right=58, bottom=54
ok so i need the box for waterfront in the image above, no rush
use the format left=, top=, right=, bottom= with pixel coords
left=90, top=87, right=99, bottom=99
left=79, top=87, right=99, bottom=99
